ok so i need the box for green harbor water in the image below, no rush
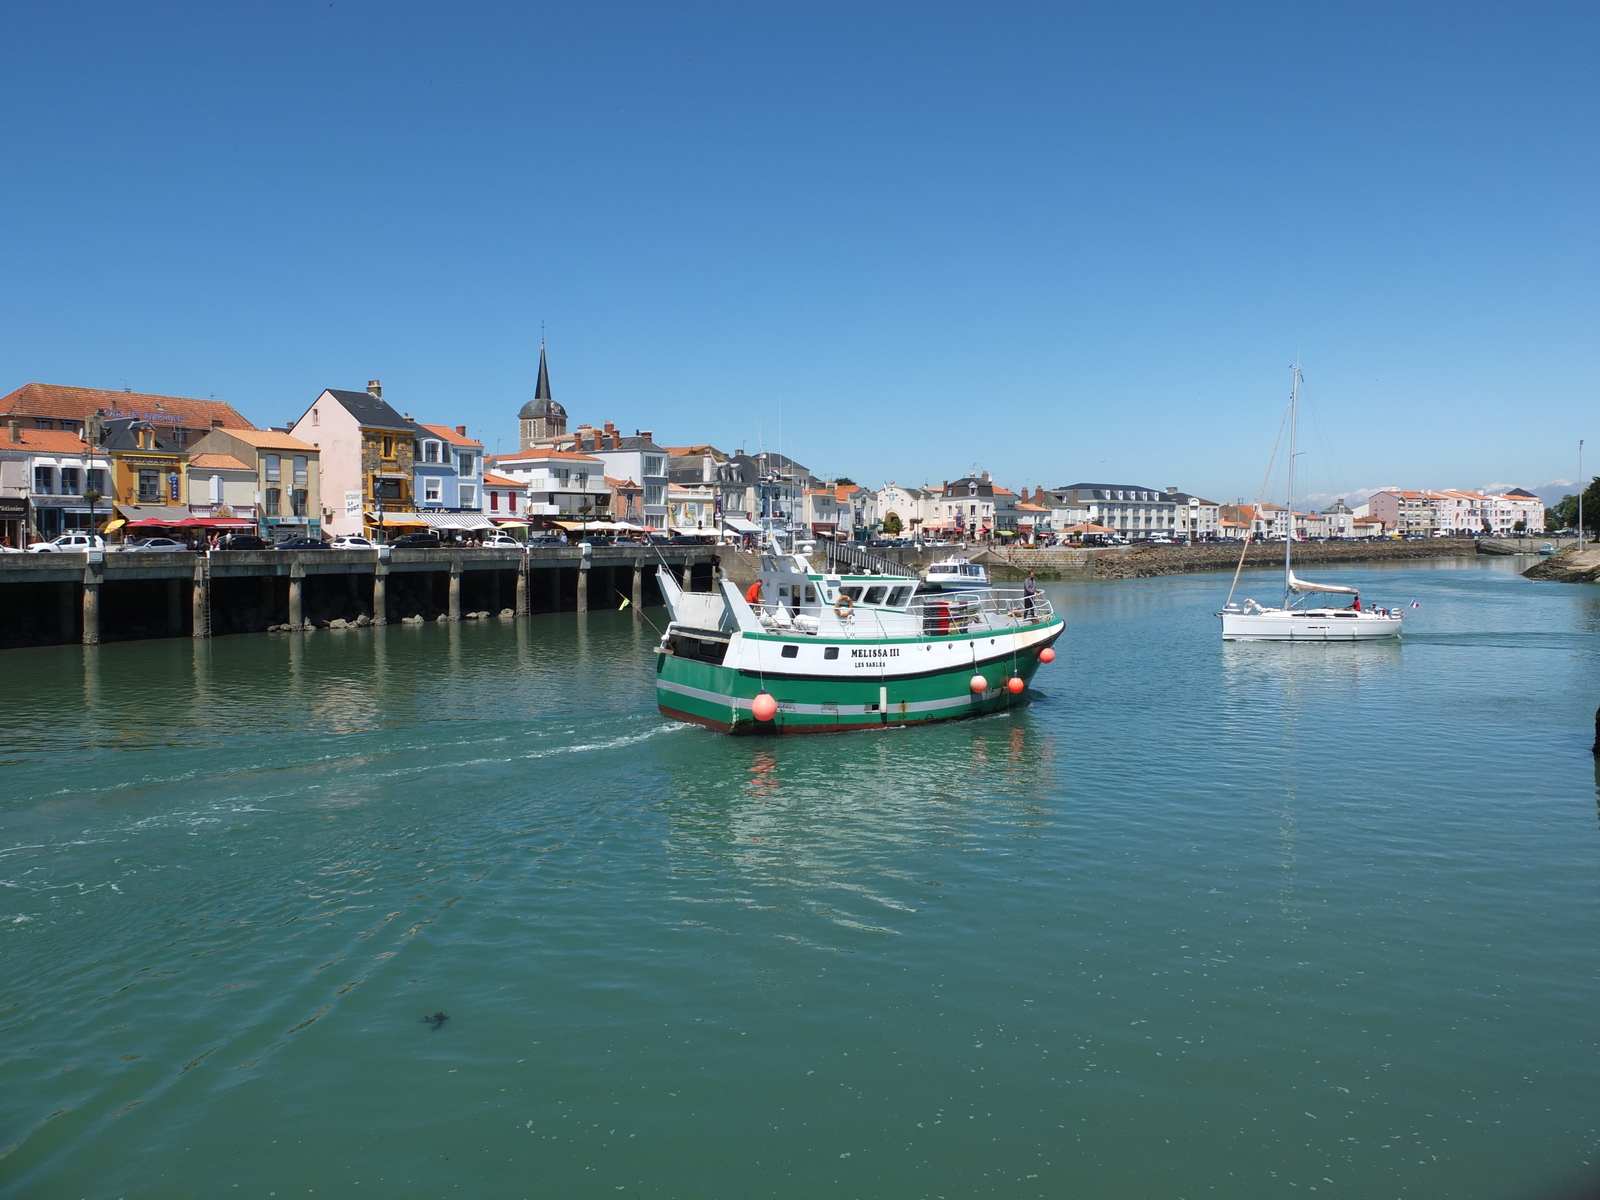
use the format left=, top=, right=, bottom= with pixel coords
left=2, top=557, right=1598, bottom=1199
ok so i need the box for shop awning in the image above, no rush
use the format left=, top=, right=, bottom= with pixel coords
left=551, top=519, right=631, bottom=532
left=493, top=518, right=530, bottom=527
left=116, top=504, right=190, bottom=524
left=722, top=517, right=761, bottom=533
left=363, top=511, right=428, bottom=526
left=418, top=511, right=497, bottom=531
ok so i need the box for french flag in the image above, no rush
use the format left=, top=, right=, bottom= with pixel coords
left=1410, top=600, right=1420, bottom=608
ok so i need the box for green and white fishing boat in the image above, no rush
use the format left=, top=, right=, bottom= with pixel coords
left=654, top=545, right=1063, bottom=734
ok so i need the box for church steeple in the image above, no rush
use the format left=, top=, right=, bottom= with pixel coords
left=535, top=341, right=552, bottom=401
left=517, top=339, right=568, bottom=451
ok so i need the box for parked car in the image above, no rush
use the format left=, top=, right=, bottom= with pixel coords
left=113, top=537, right=192, bottom=553
left=478, top=533, right=523, bottom=548
left=391, top=531, right=442, bottom=548
left=330, top=535, right=377, bottom=549
left=525, top=533, right=563, bottom=546
left=275, top=537, right=330, bottom=551
left=216, top=533, right=268, bottom=550
left=28, top=533, right=104, bottom=553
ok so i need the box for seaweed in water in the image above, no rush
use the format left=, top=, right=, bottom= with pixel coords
left=422, top=1011, right=449, bottom=1030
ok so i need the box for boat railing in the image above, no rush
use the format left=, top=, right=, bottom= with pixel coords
left=750, top=589, right=1053, bottom=638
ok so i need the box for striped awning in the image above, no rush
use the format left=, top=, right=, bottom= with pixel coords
left=418, top=511, right=497, bottom=531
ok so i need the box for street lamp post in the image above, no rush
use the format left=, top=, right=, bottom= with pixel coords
left=84, top=410, right=106, bottom=544
left=1579, top=439, right=1585, bottom=549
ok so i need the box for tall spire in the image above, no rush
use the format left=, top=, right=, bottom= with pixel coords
left=534, top=340, right=552, bottom=401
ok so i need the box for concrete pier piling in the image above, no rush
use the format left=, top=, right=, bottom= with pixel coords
left=0, top=545, right=712, bottom=649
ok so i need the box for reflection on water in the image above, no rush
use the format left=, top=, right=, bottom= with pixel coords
left=2, top=564, right=1600, bottom=1200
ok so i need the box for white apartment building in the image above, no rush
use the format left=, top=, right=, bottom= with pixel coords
left=489, top=448, right=612, bottom=526
left=1047, top=483, right=1179, bottom=537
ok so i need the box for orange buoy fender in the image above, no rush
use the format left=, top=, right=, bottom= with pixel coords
left=1007, top=676, right=1025, bottom=694
left=745, top=581, right=762, bottom=604
left=751, top=692, right=778, bottom=722
left=1038, top=646, right=1055, bottom=664
left=969, top=674, right=988, bottom=694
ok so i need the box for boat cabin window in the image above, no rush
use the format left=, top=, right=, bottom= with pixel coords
left=929, top=565, right=953, bottom=575
left=964, top=565, right=983, bottom=577
left=781, top=644, right=799, bottom=658
left=888, top=586, right=914, bottom=607
left=863, top=586, right=888, bottom=605
left=824, top=646, right=839, bottom=660
left=839, top=585, right=865, bottom=601
left=803, top=585, right=819, bottom=604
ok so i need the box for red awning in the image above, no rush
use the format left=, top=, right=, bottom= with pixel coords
left=185, top=517, right=254, bottom=528
left=127, top=517, right=182, bottom=528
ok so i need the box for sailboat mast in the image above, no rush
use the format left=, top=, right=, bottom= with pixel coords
left=1283, top=365, right=1300, bottom=607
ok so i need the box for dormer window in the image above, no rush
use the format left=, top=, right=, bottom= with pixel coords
left=424, top=441, right=440, bottom=464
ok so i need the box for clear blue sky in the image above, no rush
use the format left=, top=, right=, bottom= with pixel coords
left=2, top=2, right=1593, bottom=505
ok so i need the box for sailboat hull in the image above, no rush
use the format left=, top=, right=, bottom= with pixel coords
left=1220, top=608, right=1403, bottom=641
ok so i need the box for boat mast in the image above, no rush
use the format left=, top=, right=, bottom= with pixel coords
left=1283, top=365, right=1300, bottom=608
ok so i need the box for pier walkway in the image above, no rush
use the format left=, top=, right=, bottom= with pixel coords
left=0, top=545, right=718, bottom=649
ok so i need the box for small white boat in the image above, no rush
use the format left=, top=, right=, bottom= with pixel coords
left=1218, top=367, right=1402, bottom=642
left=922, top=556, right=990, bottom=593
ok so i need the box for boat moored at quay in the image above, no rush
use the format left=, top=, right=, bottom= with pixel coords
left=655, top=546, right=1063, bottom=734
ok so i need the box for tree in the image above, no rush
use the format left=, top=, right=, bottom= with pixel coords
left=833, top=477, right=857, bottom=487
left=1548, top=477, right=1600, bottom=533
left=882, top=511, right=903, bottom=536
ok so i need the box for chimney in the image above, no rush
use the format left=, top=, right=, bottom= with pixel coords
left=980, top=470, right=991, bottom=484
left=368, top=380, right=382, bottom=399
left=636, top=430, right=653, bottom=442
left=455, top=425, right=466, bottom=437
left=604, top=420, right=616, bottom=434
left=210, top=418, right=222, bottom=430
left=8, top=419, right=20, bottom=444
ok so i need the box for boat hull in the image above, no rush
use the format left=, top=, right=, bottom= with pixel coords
left=1219, top=609, right=1402, bottom=641
left=657, top=627, right=1061, bottom=734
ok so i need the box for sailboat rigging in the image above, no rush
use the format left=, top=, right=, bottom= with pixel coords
left=1217, top=366, right=1404, bottom=641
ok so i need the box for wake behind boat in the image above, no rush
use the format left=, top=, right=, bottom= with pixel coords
left=1218, top=366, right=1403, bottom=642
left=655, top=544, right=1063, bottom=733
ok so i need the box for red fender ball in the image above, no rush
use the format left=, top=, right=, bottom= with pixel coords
left=1038, top=646, right=1056, bottom=664
left=751, top=692, right=778, bottom=722
left=1007, top=676, right=1025, bottom=694
left=970, top=674, right=988, bottom=694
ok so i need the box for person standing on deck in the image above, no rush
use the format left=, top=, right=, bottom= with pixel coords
left=1023, top=571, right=1039, bottom=617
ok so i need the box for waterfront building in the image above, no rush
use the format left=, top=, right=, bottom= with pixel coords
left=833, top=483, right=877, bottom=540
left=668, top=483, right=719, bottom=533
left=607, top=476, right=644, bottom=526
left=667, top=445, right=746, bottom=524
left=800, top=487, right=844, bottom=538
left=0, top=424, right=108, bottom=542
left=1321, top=498, right=1356, bottom=538
left=0, top=382, right=253, bottom=449
left=105, top=418, right=189, bottom=518
left=186, top=428, right=321, bottom=536
left=289, top=382, right=415, bottom=539
left=1367, top=487, right=1543, bottom=537
left=1046, top=483, right=1179, bottom=538
left=928, top=473, right=995, bottom=539
left=1352, top=516, right=1388, bottom=537
left=1015, top=499, right=1052, bottom=541
left=482, top=472, right=527, bottom=522
left=488, top=448, right=610, bottom=529
left=413, top=424, right=484, bottom=515
left=1166, top=488, right=1221, bottom=540
left=875, top=482, right=938, bottom=539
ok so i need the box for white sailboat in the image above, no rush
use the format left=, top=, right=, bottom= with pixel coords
left=1218, top=367, right=1404, bottom=642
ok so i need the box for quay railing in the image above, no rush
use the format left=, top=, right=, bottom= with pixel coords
left=824, top=542, right=919, bottom=578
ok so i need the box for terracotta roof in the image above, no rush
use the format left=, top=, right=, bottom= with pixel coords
left=482, top=472, right=523, bottom=488
left=0, top=383, right=254, bottom=430
left=0, top=428, right=88, bottom=453
left=189, top=453, right=252, bottom=472
left=416, top=423, right=483, bottom=448
left=222, top=429, right=317, bottom=452
left=605, top=476, right=641, bottom=490
left=497, top=449, right=603, bottom=463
